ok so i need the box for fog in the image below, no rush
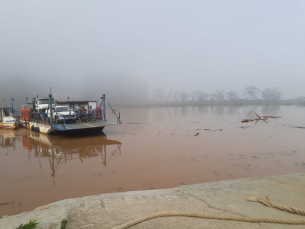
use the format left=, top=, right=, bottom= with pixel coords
left=1, top=0, right=305, bottom=106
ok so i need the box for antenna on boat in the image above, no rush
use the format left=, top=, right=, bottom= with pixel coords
left=100, top=94, right=106, bottom=121
left=10, top=98, right=15, bottom=115
left=68, top=96, right=71, bottom=116
left=48, top=88, right=53, bottom=126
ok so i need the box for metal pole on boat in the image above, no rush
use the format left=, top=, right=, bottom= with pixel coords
left=102, top=94, right=106, bottom=121
left=49, top=93, right=53, bottom=126
left=68, top=96, right=71, bottom=117
left=10, top=98, right=15, bottom=117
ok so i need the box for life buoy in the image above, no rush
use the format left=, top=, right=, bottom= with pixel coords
left=21, top=108, right=25, bottom=120
left=24, top=108, right=27, bottom=121
left=25, top=108, right=31, bottom=121
left=95, top=107, right=103, bottom=119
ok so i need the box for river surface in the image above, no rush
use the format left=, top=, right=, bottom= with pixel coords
left=1, top=105, right=305, bottom=217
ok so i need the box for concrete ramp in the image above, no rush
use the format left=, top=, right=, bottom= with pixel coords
left=1, top=174, right=305, bottom=229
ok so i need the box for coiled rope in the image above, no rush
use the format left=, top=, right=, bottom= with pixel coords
left=114, top=197, right=305, bottom=229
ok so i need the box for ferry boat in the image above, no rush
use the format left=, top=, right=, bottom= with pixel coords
left=19, top=93, right=121, bottom=135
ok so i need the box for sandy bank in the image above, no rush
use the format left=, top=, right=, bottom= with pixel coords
left=1, top=173, right=305, bottom=229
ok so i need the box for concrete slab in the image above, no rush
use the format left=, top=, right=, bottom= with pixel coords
left=1, top=173, right=305, bottom=229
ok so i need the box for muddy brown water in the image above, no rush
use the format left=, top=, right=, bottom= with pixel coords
left=1, top=105, right=305, bottom=217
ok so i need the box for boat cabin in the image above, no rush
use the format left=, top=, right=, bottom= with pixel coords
left=0, top=107, right=19, bottom=129
left=0, top=107, right=12, bottom=122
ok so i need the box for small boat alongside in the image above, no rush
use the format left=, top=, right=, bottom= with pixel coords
left=0, top=106, right=19, bottom=129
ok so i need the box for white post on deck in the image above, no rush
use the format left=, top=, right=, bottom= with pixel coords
left=49, top=93, right=53, bottom=126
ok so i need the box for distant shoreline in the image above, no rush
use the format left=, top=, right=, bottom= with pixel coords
left=5, top=100, right=305, bottom=109
left=113, top=100, right=305, bottom=107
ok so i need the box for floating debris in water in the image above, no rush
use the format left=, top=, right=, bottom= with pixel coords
left=0, top=201, right=14, bottom=205
left=241, top=113, right=281, bottom=124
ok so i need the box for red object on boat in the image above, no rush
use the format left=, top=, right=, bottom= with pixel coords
left=95, top=107, right=103, bottom=119
left=21, top=108, right=25, bottom=120
left=25, top=108, right=31, bottom=121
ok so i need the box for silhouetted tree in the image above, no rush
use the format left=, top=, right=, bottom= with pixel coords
left=165, top=90, right=173, bottom=102
left=244, top=86, right=260, bottom=100
left=172, top=90, right=180, bottom=102
left=179, top=91, right=189, bottom=102
left=261, top=88, right=281, bottom=101
left=190, top=90, right=208, bottom=101
left=211, top=90, right=225, bottom=101
left=226, top=91, right=239, bottom=101
left=197, top=91, right=209, bottom=101
left=294, top=96, right=305, bottom=102
left=210, top=93, right=216, bottom=101
left=190, top=90, right=199, bottom=101
left=151, top=87, right=165, bottom=102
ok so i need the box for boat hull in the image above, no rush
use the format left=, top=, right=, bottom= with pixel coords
left=19, top=120, right=116, bottom=135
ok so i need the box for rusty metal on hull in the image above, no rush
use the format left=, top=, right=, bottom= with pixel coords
left=0, top=122, right=19, bottom=129
left=19, top=121, right=54, bottom=135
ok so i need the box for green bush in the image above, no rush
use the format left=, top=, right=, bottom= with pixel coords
left=61, top=219, right=68, bottom=229
left=15, top=220, right=38, bottom=229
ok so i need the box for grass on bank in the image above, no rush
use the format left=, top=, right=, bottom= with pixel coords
left=14, top=218, right=67, bottom=229
left=61, top=219, right=68, bottom=229
left=15, top=220, right=38, bottom=229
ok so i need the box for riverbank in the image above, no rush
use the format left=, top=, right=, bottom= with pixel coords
left=1, top=173, right=305, bottom=229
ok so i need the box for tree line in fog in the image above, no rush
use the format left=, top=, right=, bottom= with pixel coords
left=150, top=86, right=305, bottom=104
left=1, top=76, right=305, bottom=106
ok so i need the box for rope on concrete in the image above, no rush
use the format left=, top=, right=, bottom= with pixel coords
left=247, top=196, right=305, bottom=216
left=113, top=197, right=305, bottom=229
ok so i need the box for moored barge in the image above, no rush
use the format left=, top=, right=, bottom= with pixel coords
left=0, top=99, right=19, bottom=129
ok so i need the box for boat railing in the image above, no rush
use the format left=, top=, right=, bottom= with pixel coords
left=19, top=109, right=105, bottom=125
left=74, top=109, right=104, bottom=122
left=13, top=110, right=21, bottom=119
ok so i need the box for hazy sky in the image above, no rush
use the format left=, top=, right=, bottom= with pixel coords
left=0, top=0, right=304, bottom=103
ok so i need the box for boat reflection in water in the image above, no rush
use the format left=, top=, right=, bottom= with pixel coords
left=0, top=129, right=18, bottom=150
left=0, top=129, right=123, bottom=216
left=1, top=129, right=122, bottom=178
left=25, top=131, right=121, bottom=178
